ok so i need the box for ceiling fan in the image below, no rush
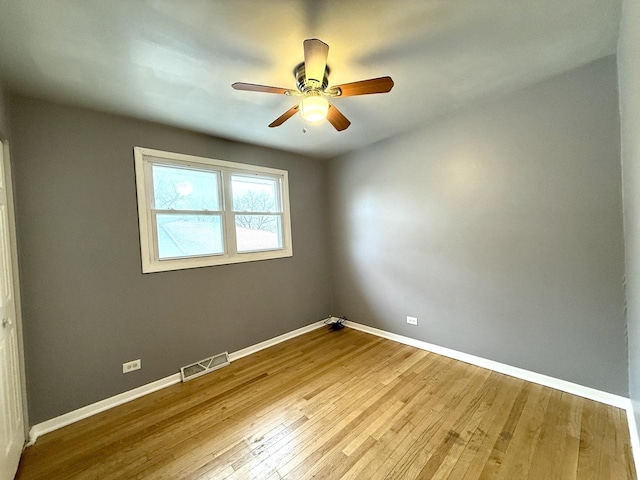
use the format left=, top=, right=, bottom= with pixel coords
left=232, top=39, right=394, bottom=132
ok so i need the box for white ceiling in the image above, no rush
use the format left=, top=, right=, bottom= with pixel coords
left=0, top=0, right=622, bottom=159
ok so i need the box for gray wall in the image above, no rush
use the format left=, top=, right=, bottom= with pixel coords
left=328, top=56, right=628, bottom=395
left=619, top=0, right=640, bottom=430
left=8, top=95, right=332, bottom=424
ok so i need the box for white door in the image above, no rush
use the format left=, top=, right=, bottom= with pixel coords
left=0, top=139, right=24, bottom=480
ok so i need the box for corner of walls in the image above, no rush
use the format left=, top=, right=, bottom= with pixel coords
left=324, top=155, right=343, bottom=317
left=618, top=0, right=640, bottom=467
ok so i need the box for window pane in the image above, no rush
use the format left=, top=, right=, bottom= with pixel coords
left=231, top=175, right=280, bottom=213
left=235, top=215, right=282, bottom=252
left=152, top=165, right=219, bottom=211
left=156, top=214, right=224, bottom=259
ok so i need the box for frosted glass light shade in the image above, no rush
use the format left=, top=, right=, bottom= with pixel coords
left=300, top=96, right=329, bottom=122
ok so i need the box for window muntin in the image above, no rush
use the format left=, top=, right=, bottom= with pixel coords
left=134, top=148, right=292, bottom=273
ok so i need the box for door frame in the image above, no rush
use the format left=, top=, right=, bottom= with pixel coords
left=0, top=133, right=29, bottom=441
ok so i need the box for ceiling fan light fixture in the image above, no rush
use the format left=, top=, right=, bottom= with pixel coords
left=300, top=95, right=329, bottom=123
left=232, top=38, right=394, bottom=131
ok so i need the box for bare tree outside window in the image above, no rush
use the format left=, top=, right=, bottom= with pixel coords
left=233, top=190, right=277, bottom=232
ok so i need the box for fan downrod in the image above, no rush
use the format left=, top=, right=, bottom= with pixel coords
left=294, top=62, right=330, bottom=92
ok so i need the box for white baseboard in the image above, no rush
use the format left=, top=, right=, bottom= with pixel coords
left=343, top=320, right=629, bottom=408
left=27, top=373, right=182, bottom=446
left=227, top=319, right=326, bottom=362
left=27, top=319, right=326, bottom=445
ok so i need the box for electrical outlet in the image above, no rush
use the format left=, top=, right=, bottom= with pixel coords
left=407, top=316, right=418, bottom=326
left=123, top=359, right=141, bottom=373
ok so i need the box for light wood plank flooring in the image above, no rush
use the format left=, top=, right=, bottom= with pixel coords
left=16, top=327, right=636, bottom=479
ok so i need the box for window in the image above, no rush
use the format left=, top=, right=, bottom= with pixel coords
left=134, top=147, right=292, bottom=273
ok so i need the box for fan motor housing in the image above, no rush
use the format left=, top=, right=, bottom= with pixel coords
left=294, top=62, right=330, bottom=92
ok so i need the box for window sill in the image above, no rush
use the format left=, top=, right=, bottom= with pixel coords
left=140, top=248, right=293, bottom=273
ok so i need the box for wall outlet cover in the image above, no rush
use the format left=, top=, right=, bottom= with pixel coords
left=123, top=359, right=141, bottom=373
left=407, top=316, right=418, bottom=325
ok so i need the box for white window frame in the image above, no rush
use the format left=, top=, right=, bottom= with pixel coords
left=134, top=147, right=293, bottom=273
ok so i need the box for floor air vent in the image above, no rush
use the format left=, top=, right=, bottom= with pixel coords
left=181, top=352, right=230, bottom=382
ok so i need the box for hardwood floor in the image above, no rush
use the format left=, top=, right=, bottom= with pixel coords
left=16, top=327, right=636, bottom=479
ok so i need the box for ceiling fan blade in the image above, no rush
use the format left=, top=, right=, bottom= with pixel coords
left=232, top=82, right=295, bottom=95
left=303, top=39, right=329, bottom=86
left=269, top=105, right=299, bottom=128
left=329, top=76, right=394, bottom=97
left=326, top=103, right=351, bottom=132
